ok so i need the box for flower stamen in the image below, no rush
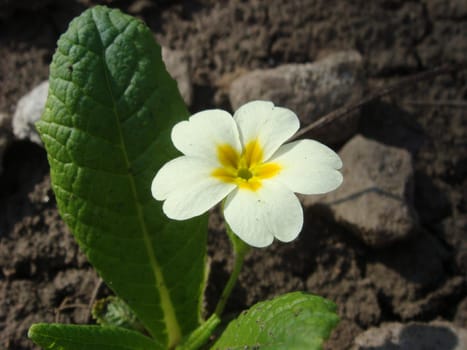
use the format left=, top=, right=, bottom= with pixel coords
left=212, top=139, right=281, bottom=191
left=237, top=168, right=253, bottom=180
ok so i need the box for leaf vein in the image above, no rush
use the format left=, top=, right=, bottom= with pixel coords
left=90, top=8, right=182, bottom=345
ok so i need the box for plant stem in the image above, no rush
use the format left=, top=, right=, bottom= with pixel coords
left=214, top=225, right=250, bottom=317
left=175, top=314, right=221, bottom=350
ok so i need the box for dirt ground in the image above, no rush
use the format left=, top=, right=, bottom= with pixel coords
left=0, top=1, right=466, bottom=349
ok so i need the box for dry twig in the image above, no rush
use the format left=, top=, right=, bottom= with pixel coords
left=292, top=64, right=461, bottom=140
left=54, top=297, right=88, bottom=323
left=403, top=100, right=467, bottom=108
left=86, top=277, right=104, bottom=323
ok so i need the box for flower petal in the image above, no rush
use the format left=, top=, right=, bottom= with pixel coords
left=270, top=139, right=343, bottom=195
left=163, top=180, right=234, bottom=220
left=224, top=181, right=303, bottom=247
left=152, top=156, right=235, bottom=220
left=171, top=109, right=242, bottom=161
left=233, top=101, right=300, bottom=161
left=151, top=156, right=207, bottom=200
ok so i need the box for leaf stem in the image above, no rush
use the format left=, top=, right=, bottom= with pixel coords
left=214, top=225, right=250, bottom=317
left=175, top=314, right=221, bottom=350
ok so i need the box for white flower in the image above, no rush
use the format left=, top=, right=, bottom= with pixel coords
left=152, top=101, right=343, bottom=248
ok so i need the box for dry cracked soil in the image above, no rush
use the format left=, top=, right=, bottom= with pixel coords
left=0, top=0, right=466, bottom=349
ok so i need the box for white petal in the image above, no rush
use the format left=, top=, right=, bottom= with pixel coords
left=224, top=181, right=303, bottom=247
left=171, top=109, right=242, bottom=161
left=163, top=180, right=235, bottom=220
left=233, top=101, right=300, bottom=161
left=270, top=139, right=343, bottom=195
left=152, top=156, right=208, bottom=200
left=151, top=156, right=235, bottom=220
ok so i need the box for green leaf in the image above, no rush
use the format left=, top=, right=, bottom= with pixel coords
left=212, top=292, right=339, bottom=350
left=36, top=5, right=207, bottom=348
left=92, top=296, right=146, bottom=333
left=28, top=324, right=162, bottom=350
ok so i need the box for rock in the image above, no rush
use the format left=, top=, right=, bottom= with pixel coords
left=304, top=135, right=418, bottom=246
left=359, top=101, right=453, bottom=226
left=162, top=47, right=193, bottom=106
left=12, top=80, right=48, bottom=146
left=351, top=321, right=467, bottom=350
left=229, top=50, right=365, bottom=145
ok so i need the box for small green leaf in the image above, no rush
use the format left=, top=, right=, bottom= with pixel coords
left=36, top=5, right=207, bottom=348
left=28, top=323, right=162, bottom=350
left=92, top=296, right=146, bottom=333
left=212, top=292, right=339, bottom=350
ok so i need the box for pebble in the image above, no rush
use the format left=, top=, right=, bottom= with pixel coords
left=351, top=321, right=467, bottom=350
left=303, top=134, right=418, bottom=246
left=12, top=80, right=48, bottom=146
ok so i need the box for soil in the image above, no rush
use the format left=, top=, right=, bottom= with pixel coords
left=0, top=1, right=466, bottom=349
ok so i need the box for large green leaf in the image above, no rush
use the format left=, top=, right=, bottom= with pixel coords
left=36, top=6, right=207, bottom=348
left=212, top=292, right=339, bottom=350
left=28, top=324, right=162, bottom=350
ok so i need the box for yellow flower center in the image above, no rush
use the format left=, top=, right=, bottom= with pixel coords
left=212, top=139, right=281, bottom=191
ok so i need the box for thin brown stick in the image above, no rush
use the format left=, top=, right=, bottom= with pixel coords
left=292, top=64, right=460, bottom=140
left=403, top=100, right=467, bottom=108
left=86, top=277, right=104, bottom=323
left=54, top=297, right=88, bottom=323
left=57, top=304, right=88, bottom=310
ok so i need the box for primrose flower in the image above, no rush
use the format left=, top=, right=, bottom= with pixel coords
left=152, top=101, right=343, bottom=248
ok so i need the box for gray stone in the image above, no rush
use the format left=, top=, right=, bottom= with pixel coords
left=12, top=80, right=48, bottom=146
left=162, top=47, right=193, bottom=106
left=304, top=135, right=418, bottom=246
left=352, top=321, right=467, bottom=350
left=229, top=50, right=364, bottom=144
